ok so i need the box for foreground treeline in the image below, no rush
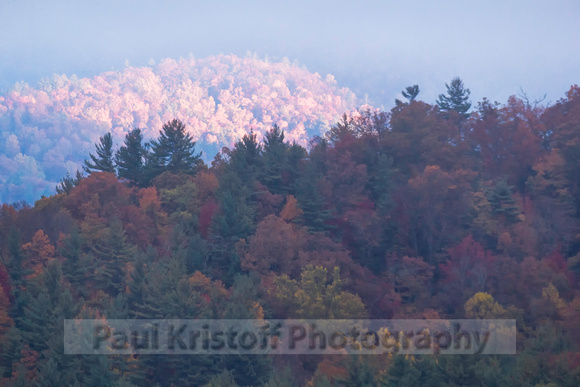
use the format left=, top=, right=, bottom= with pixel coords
left=2, top=82, right=580, bottom=385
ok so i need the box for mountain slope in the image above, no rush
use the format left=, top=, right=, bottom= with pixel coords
left=0, top=54, right=358, bottom=203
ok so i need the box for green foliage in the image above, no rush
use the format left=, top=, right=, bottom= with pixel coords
left=55, top=170, right=83, bottom=195
left=402, top=85, right=420, bottom=102
left=88, top=219, right=136, bottom=296
left=273, top=266, right=366, bottom=319
left=204, top=370, right=239, bottom=387
left=84, top=132, right=115, bottom=173
left=485, top=179, right=522, bottom=224
left=264, top=366, right=298, bottom=387
left=19, top=261, right=77, bottom=355
left=116, top=128, right=147, bottom=186
left=230, top=130, right=263, bottom=185
left=436, top=77, right=471, bottom=118
left=147, top=119, right=202, bottom=179
left=294, top=164, right=333, bottom=233
left=381, top=356, right=442, bottom=387
left=337, top=355, right=377, bottom=386
left=396, top=84, right=420, bottom=105
left=6, top=83, right=580, bottom=385
left=260, top=124, right=288, bottom=194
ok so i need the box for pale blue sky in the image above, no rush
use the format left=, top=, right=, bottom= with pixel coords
left=1, top=0, right=579, bottom=107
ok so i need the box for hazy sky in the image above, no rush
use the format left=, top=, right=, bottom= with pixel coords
left=1, top=0, right=579, bottom=108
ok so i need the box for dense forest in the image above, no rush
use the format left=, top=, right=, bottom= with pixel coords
left=1, top=80, right=580, bottom=385
left=0, top=54, right=356, bottom=204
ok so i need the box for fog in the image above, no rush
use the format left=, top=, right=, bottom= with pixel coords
left=1, top=0, right=579, bottom=107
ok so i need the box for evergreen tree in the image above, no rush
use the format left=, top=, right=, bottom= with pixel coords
left=0, top=327, right=21, bottom=379
left=285, top=141, right=308, bottom=195
left=260, top=125, right=288, bottom=194
left=402, top=84, right=420, bottom=102
left=230, top=130, right=263, bottom=186
left=59, top=226, right=89, bottom=297
left=5, top=228, right=26, bottom=291
left=210, top=183, right=255, bottom=283
left=338, top=355, right=377, bottom=386
left=294, top=165, right=333, bottom=233
left=89, top=219, right=135, bottom=296
left=84, top=132, right=115, bottom=174
left=396, top=84, right=420, bottom=105
left=437, top=77, right=472, bottom=118
left=126, top=249, right=152, bottom=319
left=205, top=370, right=239, bottom=387
left=485, top=180, right=522, bottom=224
left=116, top=128, right=147, bottom=186
left=55, top=170, right=83, bottom=195
left=381, top=355, right=443, bottom=386
left=129, top=257, right=221, bottom=385
left=19, top=262, right=77, bottom=354
left=148, top=119, right=202, bottom=180
left=263, top=366, right=298, bottom=387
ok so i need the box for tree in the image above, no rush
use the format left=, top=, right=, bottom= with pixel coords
left=437, top=77, right=471, bottom=118
left=55, top=170, right=83, bottom=195
left=260, top=124, right=288, bottom=194
left=396, top=84, right=420, bottom=105
left=148, top=119, right=202, bottom=179
left=485, top=179, right=522, bottom=225
left=439, top=235, right=496, bottom=312
left=464, top=292, right=507, bottom=319
left=402, top=84, right=420, bottom=102
left=230, top=130, right=263, bottom=185
left=116, top=128, right=147, bottom=186
left=336, top=355, right=376, bottom=386
left=89, top=219, right=136, bottom=296
left=272, top=266, right=366, bottom=319
left=21, top=229, right=55, bottom=280
left=84, top=132, right=115, bottom=174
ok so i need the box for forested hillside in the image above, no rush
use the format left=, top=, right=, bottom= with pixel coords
left=0, top=54, right=356, bottom=203
left=1, top=83, right=580, bottom=385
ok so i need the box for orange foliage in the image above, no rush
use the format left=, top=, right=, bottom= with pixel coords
left=21, top=230, right=55, bottom=279
left=193, top=171, right=219, bottom=202
left=280, top=195, right=303, bottom=222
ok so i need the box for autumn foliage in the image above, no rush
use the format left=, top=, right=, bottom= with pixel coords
left=1, top=83, right=580, bottom=385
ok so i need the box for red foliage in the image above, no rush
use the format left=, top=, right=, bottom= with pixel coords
left=0, top=264, right=12, bottom=304
left=546, top=249, right=575, bottom=290
left=439, top=235, right=496, bottom=309
left=65, top=172, right=133, bottom=221
left=198, top=199, right=218, bottom=238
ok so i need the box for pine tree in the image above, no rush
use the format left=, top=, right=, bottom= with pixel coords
left=148, top=119, right=202, bottom=179
left=59, top=226, right=89, bottom=296
left=337, top=355, right=377, bottom=386
left=89, top=219, right=136, bottom=296
left=230, top=130, right=263, bottom=185
left=294, top=165, right=333, bottom=233
left=396, top=84, right=420, bottom=105
left=84, top=132, right=115, bottom=174
left=19, top=262, right=77, bottom=354
left=381, top=356, right=442, bottom=386
left=437, top=77, right=472, bottom=118
left=116, top=128, right=147, bottom=186
left=402, top=84, right=420, bottom=102
left=285, top=142, right=307, bottom=195
left=260, top=124, right=288, bottom=194
left=485, top=180, right=522, bottom=224
left=210, top=185, right=255, bottom=283
left=55, top=170, right=83, bottom=195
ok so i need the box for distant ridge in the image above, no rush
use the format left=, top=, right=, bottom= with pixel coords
left=0, top=54, right=359, bottom=203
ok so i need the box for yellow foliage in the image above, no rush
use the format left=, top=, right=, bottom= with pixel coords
left=464, top=292, right=506, bottom=319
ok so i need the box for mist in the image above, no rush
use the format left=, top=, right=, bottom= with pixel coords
left=1, top=0, right=578, bottom=107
